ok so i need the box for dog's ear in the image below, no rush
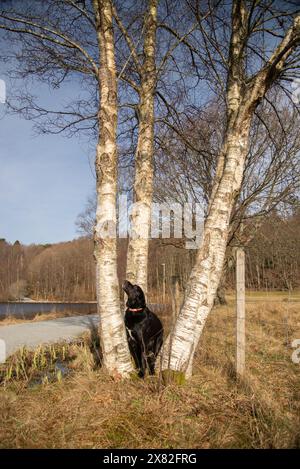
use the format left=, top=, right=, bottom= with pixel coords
left=136, top=285, right=146, bottom=302
left=122, top=280, right=132, bottom=292
left=137, top=285, right=145, bottom=296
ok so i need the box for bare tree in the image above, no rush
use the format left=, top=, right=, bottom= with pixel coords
left=154, top=92, right=300, bottom=304
left=75, top=195, right=96, bottom=238
left=161, top=1, right=300, bottom=382
left=2, top=0, right=300, bottom=383
left=0, top=0, right=133, bottom=377
left=92, top=0, right=133, bottom=376
left=113, top=0, right=211, bottom=295
left=116, top=0, right=158, bottom=296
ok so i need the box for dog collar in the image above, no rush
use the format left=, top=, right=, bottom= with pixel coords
left=127, top=307, right=144, bottom=312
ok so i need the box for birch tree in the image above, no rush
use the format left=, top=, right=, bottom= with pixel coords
left=114, top=0, right=208, bottom=296
left=0, top=0, right=133, bottom=377
left=92, top=0, right=133, bottom=376
left=162, top=1, right=300, bottom=382
left=121, top=0, right=158, bottom=295
left=154, top=95, right=300, bottom=305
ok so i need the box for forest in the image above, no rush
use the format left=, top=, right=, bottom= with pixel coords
left=1, top=209, right=299, bottom=302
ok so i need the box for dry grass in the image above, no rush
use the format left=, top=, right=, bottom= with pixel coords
left=0, top=300, right=299, bottom=448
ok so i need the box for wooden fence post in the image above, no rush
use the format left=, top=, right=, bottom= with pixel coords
left=236, top=248, right=245, bottom=377
left=170, top=275, right=180, bottom=322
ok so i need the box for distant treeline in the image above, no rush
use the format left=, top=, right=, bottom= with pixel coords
left=1, top=212, right=299, bottom=302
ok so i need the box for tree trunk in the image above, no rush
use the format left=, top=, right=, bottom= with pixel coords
left=126, top=0, right=158, bottom=296
left=214, top=257, right=228, bottom=306
left=214, top=284, right=227, bottom=306
left=162, top=4, right=300, bottom=382
left=93, top=0, right=133, bottom=377
left=162, top=120, right=251, bottom=380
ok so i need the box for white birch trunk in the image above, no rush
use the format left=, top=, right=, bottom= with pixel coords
left=93, top=0, right=133, bottom=377
left=126, top=0, right=158, bottom=295
left=184, top=127, right=250, bottom=378
left=162, top=4, right=300, bottom=382
left=162, top=122, right=251, bottom=378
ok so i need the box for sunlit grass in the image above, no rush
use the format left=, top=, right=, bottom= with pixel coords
left=0, top=298, right=299, bottom=448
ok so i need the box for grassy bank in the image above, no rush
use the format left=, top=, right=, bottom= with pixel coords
left=0, top=300, right=300, bottom=448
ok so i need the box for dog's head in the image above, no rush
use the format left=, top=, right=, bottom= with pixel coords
left=122, top=280, right=146, bottom=310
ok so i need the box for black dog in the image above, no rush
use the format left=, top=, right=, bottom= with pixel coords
left=123, top=280, right=163, bottom=378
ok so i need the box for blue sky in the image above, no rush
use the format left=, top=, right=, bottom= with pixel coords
left=0, top=78, right=95, bottom=246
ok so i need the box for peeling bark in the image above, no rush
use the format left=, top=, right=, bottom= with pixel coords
left=162, top=3, right=300, bottom=380
left=126, top=0, right=158, bottom=295
left=93, top=0, right=133, bottom=377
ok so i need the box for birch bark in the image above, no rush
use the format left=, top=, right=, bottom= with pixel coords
left=162, top=3, right=300, bottom=381
left=93, top=0, right=133, bottom=377
left=126, top=0, right=158, bottom=296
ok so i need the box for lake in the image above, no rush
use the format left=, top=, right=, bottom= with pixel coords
left=0, top=302, right=97, bottom=320
left=0, top=302, right=169, bottom=320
